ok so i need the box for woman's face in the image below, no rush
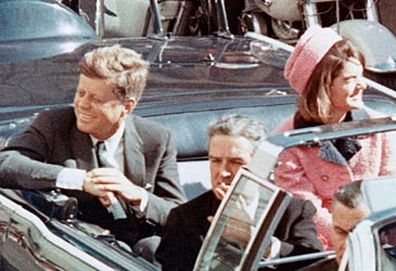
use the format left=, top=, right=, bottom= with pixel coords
left=329, top=59, right=366, bottom=115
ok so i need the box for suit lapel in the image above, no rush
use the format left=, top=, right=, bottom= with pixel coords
left=69, top=114, right=146, bottom=186
left=124, top=115, right=146, bottom=188
left=71, top=126, right=97, bottom=170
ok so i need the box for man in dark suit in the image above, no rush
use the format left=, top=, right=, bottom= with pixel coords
left=0, top=45, right=186, bottom=259
left=299, top=181, right=369, bottom=271
left=155, top=114, right=323, bottom=270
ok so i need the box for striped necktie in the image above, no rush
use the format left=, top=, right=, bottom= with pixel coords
left=96, top=141, right=113, bottom=168
left=95, top=141, right=127, bottom=220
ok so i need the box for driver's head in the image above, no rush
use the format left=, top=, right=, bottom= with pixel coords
left=332, top=181, right=369, bottom=263
left=207, top=114, right=266, bottom=200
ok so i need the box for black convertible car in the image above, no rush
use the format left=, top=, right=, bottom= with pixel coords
left=1, top=1, right=396, bottom=270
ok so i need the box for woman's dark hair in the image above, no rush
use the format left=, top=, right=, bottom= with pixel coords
left=297, top=40, right=365, bottom=123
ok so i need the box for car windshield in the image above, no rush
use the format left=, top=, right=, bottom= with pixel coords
left=194, top=169, right=290, bottom=270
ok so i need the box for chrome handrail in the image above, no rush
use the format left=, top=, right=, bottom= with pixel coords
left=95, top=0, right=105, bottom=38
left=259, top=250, right=335, bottom=267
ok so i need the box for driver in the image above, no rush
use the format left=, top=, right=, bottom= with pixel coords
left=299, top=181, right=368, bottom=270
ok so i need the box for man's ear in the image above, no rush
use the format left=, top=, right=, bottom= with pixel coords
left=124, top=98, right=136, bottom=113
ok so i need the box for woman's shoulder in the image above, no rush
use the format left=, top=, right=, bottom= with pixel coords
left=271, top=115, right=295, bottom=135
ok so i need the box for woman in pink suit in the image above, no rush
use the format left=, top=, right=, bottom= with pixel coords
left=273, top=25, right=396, bottom=249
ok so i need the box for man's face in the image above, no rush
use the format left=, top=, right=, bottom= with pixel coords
left=384, top=227, right=396, bottom=245
left=73, top=74, right=134, bottom=140
left=209, top=134, right=254, bottom=200
left=332, top=201, right=367, bottom=263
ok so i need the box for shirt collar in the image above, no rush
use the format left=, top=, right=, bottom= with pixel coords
left=90, top=120, right=125, bottom=152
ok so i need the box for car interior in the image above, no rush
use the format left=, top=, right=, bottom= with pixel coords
left=150, top=95, right=396, bottom=200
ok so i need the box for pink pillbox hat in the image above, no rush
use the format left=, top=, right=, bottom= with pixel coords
left=284, top=25, right=343, bottom=95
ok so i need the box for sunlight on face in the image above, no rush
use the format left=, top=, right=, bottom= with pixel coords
left=73, top=74, right=134, bottom=140
left=330, top=59, right=366, bottom=116
left=332, top=201, right=368, bottom=263
left=209, top=134, right=254, bottom=200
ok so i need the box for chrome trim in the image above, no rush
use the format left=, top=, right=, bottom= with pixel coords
left=244, top=31, right=294, bottom=52
left=0, top=194, right=113, bottom=271
left=259, top=250, right=335, bottom=267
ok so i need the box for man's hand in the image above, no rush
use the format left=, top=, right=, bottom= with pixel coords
left=208, top=215, right=252, bottom=247
left=263, top=240, right=273, bottom=259
left=214, top=182, right=230, bottom=201
left=207, top=194, right=255, bottom=247
left=84, top=168, right=144, bottom=205
left=98, top=192, right=118, bottom=207
left=83, top=171, right=108, bottom=197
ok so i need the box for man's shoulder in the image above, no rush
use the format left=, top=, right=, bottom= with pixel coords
left=127, top=114, right=170, bottom=135
left=167, top=191, right=216, bottom=223
left=287, top=197, right=316, bottom=216
left=272, top=114, right=295, bottom=134
left=37, top=106, right=74, bottom=121
left=171, top=191, right=214, bottom=214
left=33, top=106, right=75, bottom=132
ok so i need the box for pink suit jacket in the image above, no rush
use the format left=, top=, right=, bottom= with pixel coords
left=273, top=107, right=396, bottom=249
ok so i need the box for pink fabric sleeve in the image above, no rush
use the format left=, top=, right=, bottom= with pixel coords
left=365, top=108, right=396, bottom=176
left=275, top=148, right=333, bottom=249
left=379, top=131, right=396, bottom=176
left=271, top=116, right=294, bottom=135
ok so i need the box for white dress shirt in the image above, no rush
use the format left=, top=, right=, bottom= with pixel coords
left=56, top=121, right=148, bottom=215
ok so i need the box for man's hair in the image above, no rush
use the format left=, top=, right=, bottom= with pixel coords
left=297, top=40, right=365, bottom=123
left=333, top=180, right=367, bottom=210
left=79, top=44, right=149, bottom=102
left=208, top=114, right=266, bottom=149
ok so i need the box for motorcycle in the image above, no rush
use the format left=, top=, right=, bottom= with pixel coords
left=61, top=0, right=183, bottom=38
left=62, top=0, right=396, bottom=89
left=171, top=0, right=396, bottom=89
left=239, top=0, right=396, bottom=89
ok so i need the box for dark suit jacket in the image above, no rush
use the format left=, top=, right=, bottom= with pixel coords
left=297, top=257, right=338, bottom=271
left=155, top=191, right=323, bottom=271
left=0, top=106, right=186, bottom=245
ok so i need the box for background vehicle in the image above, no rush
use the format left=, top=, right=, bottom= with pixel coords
left=0, top=0, right=96, bottom=63
left=11, top=0, right=394, bottom=89
left=168, top=0, right=396, bottom=89
left=73, top=0, right=184, bottom=38
left=241, top=0, right=396, bottom=89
